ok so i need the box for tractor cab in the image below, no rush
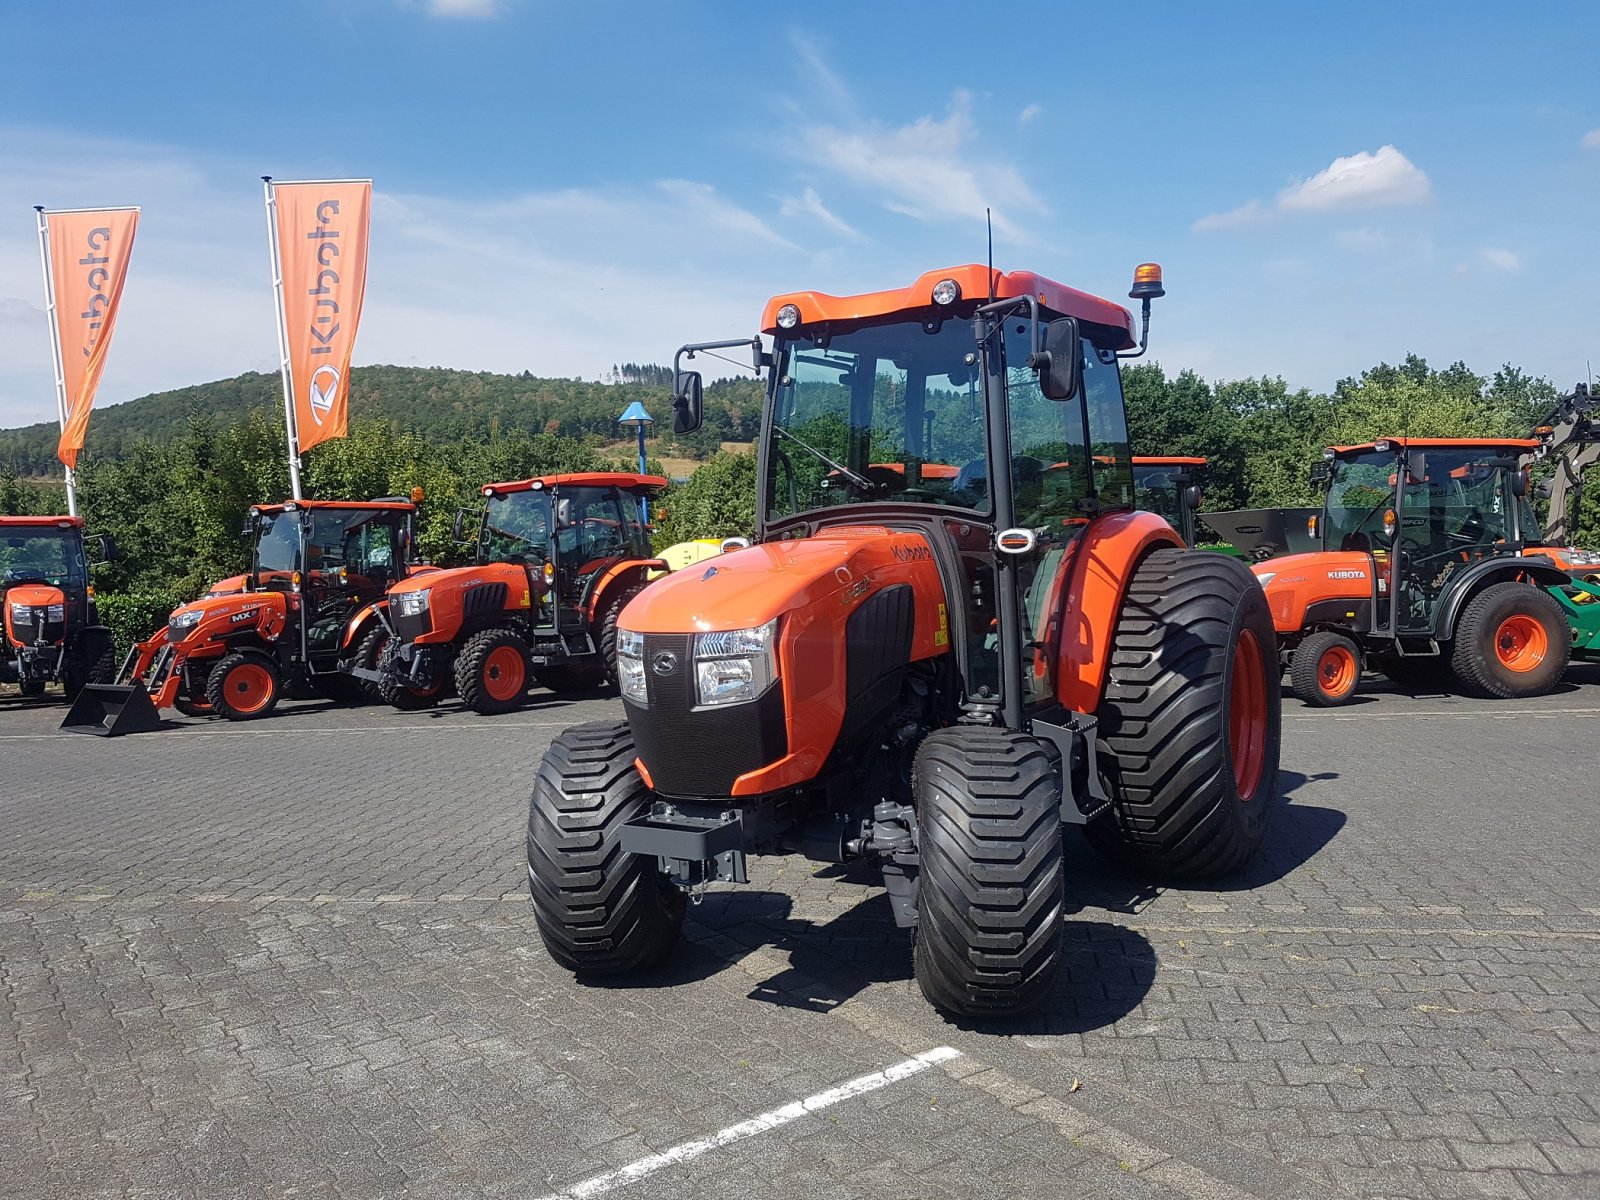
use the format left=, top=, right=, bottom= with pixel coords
left=1, top=516, right=116, bottom=699
left=1131, top=457, right=1207, bottom=546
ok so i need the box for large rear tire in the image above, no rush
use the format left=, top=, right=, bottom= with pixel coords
left=455, top=627, right=530, bottom=714
left=599, top=584, right=643, bottom=685
left=1089, top=548, right=1279, bottom=878
left=911, top=727, right=1064, bottom=1018
left=1449, top=582, right=1570, bottom=699
left=528, top=720, right=685, bottom=974
left=205, top=651, right=282, bottom=721
left=1288, top=630, right=1362, bottom=707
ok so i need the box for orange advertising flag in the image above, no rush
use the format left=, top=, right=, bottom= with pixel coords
left=42, top=207, right=139, bottom=471
left=268, top=180, right=371, bottom=453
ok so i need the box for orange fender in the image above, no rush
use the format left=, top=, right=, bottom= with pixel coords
left=342, top=599, right=387, bottom=652
left=587, top=559, right=668, bottom=624
left=1049, top=510, right=1185, bottom=713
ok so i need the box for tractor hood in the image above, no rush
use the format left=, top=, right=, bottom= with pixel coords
left=1250, top=551, right=1374, bottom=587
left=5, top=583, right=65, bottom=609
left=166, top=591, right=288, bottom=639
left=621, top=526, right=934, bottom=634
left=4, top=584, right=66, bottom=647
left=387, top=560, right=544, bottom=601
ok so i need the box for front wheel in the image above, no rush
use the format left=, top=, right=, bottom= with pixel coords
left=205, top=651, right=282, bottom=721
left=911, top=727, right=1064, bottom=1018
left=1289, top=630, right=1362, bottom=707
left=1089, top=548, right=1280, bottom=878
left=1450, top=582, right=1570, bottom=699
left=455, top=627, right=530, bottom=714
left=528, top=720, right=684, bottom=974
left=372, top=632, right=445, bottom=711
left=61, top=630, right=116, bottom=701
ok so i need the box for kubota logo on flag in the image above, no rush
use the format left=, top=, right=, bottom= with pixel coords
left=42, top=207, right=139, bottom=471
left=269, top=180, right=370, bottom=451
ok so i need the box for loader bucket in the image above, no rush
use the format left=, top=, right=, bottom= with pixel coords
left=59, top=684, right=163, bottom=737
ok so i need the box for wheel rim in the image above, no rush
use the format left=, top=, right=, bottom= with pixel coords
left=225, top=662, right=274, bottom=713
left=482, top=645, right=526, bottom=701
left=1229, top=629, right=1268, bottom=802
left=1317, top=643, right=1358, bottom=698
left=1493, top=613, right=1547, bottom=672
left=410, top=673, right=445, bottom=699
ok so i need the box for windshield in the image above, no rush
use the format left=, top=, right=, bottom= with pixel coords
left=481, top=491, right=554, bottom=561
left=1132, top=464, right=1184, bottom=524
left=1326, top=448, right=1517, bottom=552
left=254, top=507, right=406, bottom=586
left=0, top=529, right=85, bottom=587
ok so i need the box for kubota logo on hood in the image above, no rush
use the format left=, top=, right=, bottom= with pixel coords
left=307, top=365, right=340, bottom=425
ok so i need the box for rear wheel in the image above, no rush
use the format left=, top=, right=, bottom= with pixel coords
left=205, top=651, right=282, bottom=721
left=373, top=633, right=445, bottom=711
left=599, top=584, right=643, bottom=685
left=1289, top=630, right=1362, bottom=707
left=1450, top=582, right=1570, bottom=699
left=528, top=720, right=684, bottom=974
left=1089, top=548, right=1280, bottom=878
left=911, top=727, right=1064, bottom=1018
left=455, top=627, right=530, bottom=714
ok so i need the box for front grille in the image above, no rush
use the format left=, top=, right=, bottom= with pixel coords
left=10, top=610, right=61, bottom=646
left=462, top=582, right=509, bottom=621
left=625, top=632, right=787, bottom=798
left=393, top=608, right=432, bottom=644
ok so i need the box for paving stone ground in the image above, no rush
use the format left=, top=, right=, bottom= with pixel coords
left=2, top=666, right=1599, bottom=1199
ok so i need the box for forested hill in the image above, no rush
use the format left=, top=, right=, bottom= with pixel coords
left=0, top=364, right=766, bottom=473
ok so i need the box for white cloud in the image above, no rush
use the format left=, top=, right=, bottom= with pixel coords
left=1195, top=145, right=1430, bottom=232
left=1335, top=227, right=1388, bottom=252
left=786, top=32, right=855, bottom=119
left=1191, top=199, right=1264, bottom=232
left=1278, top=145, right=1431, bottom=212
left=1019, top=103, right=1041, bottom=125
left=778, top=187, right=860, bottom=239
left=1583, top=128, right=1600, bottom=149
left=794, top=91, right=1045, bottom=241
left=423, top=0, right=502, bottom=17
left=1479, top=247, right=1521, bottom=272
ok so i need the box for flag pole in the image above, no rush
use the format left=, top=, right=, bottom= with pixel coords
left=262, top=176, right=303, bottom=501
left=35, top=206, right=77, bottom=517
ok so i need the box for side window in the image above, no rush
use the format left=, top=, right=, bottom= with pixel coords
left=1004, top=321, right=1089, bottom=527
left=1083, top=345, right=1132, bottom=510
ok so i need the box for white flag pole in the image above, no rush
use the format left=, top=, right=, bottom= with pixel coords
left=262, top=176, right=303, bottom=501
left=34, top=206, right=77, bottom=517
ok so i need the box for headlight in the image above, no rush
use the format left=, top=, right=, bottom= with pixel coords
left=616, top=627, right=647, bottom=704
left=171, top=610, right=203, bottom=629
left=8, top=602, right=30, bottom=622
left=397, top=589, right=431, bottom=616
left=693, top=619, right=778, bottom=708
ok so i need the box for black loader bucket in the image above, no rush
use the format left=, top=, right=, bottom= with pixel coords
left=60, top=684, right=163, bottom=737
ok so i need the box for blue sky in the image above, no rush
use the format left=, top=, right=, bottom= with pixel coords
left=2, top=0, right=1597, bottom=428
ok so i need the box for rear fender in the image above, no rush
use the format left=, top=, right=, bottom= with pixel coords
left=1051, top=510, right=1186, bottom=714
left=588, top=560, right=667, bottom=624
left=1433, top=557, right=1573, bottom=640
left=341, top=600, right=386, bottom=652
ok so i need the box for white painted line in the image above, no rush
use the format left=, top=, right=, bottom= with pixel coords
left=537, top=1046, right=961, bottom=1200
left=0, top=719, right=578, bottom=741
left=1290, top=705, right=1600, bottom=722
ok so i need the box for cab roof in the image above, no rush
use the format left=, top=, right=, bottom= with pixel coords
left=484, top=471, right=669, bottom=498
left=761, top=264, right=1138, bottom=349
left=1329, top=437, right=1541, bottom=455
left=250, top=499, right=416, bottom=515
left=0, top=515, right=82, bottom=528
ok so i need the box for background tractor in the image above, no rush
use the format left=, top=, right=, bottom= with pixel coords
left=98, top=498, right=422, bottom=722
left=525, top=263, right=1281, bottom=1018
left=368, top=472, right=667, bottom=714
left=1130, top=456, right=1212, bottom=547
left=1, top=516, right=117, bottom=701
left=1259, top=437, right=1591, bottom=706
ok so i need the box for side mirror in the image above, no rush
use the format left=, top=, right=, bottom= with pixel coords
left=452, top=509, right=472, bottom=542
left=672, top=371, right=704, bottom=435
left=1537, top=479, right=1553, bottom=500
left=1034, top=317, right=1082, bottom=401
left=93, top=533, right=119, bottom=563
left=1309, top=461, right=1332, bottom=486
left=240, top=517, right=255, bottom=539
left=1512, top=468, right=1529, bottom=499
left=1182, top=485, right=1202, bottom=512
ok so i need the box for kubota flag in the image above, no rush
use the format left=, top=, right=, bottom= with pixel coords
left=268, top=180, right=371, bottom=452
left=42, top=207, right=139, bottom=471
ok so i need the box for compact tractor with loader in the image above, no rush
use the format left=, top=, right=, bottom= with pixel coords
left=81, top=497, right=423, bottom=725
left=1259, top=437, right=1599, bottom=706
left=2, top=516, right=116, bottom=701
left=526, top=263, right=1281, bottom=1018
left=367, top=472, right=667, bottom=714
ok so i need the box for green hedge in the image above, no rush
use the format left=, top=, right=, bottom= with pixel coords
left=96, top=589, right=184, bottom=657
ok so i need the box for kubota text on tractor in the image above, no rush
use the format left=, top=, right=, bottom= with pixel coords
left=525, top=263, right=1282, bottom=1018
left=367, top=472, right=667, bottom=714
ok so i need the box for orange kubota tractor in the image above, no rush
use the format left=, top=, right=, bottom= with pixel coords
left=1259, top=438, right=1576, bottom=706
left=367, top=472, right=667, bottom=714
left=2, top=516, right=117, bottom=700
left=107, top=497, right=425, bottom=720
left=526, top=264, right=1281, bottom=1018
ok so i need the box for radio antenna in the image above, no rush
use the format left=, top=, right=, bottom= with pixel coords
left=986, top=208, right=995, bottom=303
